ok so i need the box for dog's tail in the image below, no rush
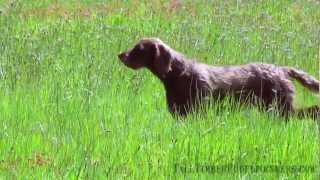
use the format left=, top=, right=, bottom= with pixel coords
left=285, top=67, right=319, bottom=93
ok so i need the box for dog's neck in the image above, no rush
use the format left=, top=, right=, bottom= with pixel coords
left=156, top=55, right=191, bottom=84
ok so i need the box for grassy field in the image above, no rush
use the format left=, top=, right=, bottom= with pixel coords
left=0, top=0, right=319, bottom=178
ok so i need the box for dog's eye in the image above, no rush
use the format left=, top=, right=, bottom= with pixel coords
left=139, top=44, right=145, bottom=50
left=130, top=46, right=143, bottom=58
left=133, top=44, right=144, bottom=51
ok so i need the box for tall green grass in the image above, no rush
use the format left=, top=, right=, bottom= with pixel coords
left=0, top=0, right=319, bottom=178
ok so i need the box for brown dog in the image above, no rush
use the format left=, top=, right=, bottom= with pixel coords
left=118, top=38, right=319, bottom=119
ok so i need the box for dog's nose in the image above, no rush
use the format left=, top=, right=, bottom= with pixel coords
left=118, top=52, right=128, bottom=61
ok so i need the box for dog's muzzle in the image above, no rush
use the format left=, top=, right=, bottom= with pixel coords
left=118, top=52, right=129, bottom=62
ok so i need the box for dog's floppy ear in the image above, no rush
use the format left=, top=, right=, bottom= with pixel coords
left=154, top=43, right=172, bottom=77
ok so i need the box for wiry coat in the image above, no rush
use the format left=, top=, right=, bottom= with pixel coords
left=118, top=38, right=319, bottom=119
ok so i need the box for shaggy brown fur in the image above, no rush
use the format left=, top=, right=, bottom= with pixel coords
left=118, top=38, right=320, bottom=119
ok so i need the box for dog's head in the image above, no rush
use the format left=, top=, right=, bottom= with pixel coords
left=118, top=38, right=173, bottom=77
